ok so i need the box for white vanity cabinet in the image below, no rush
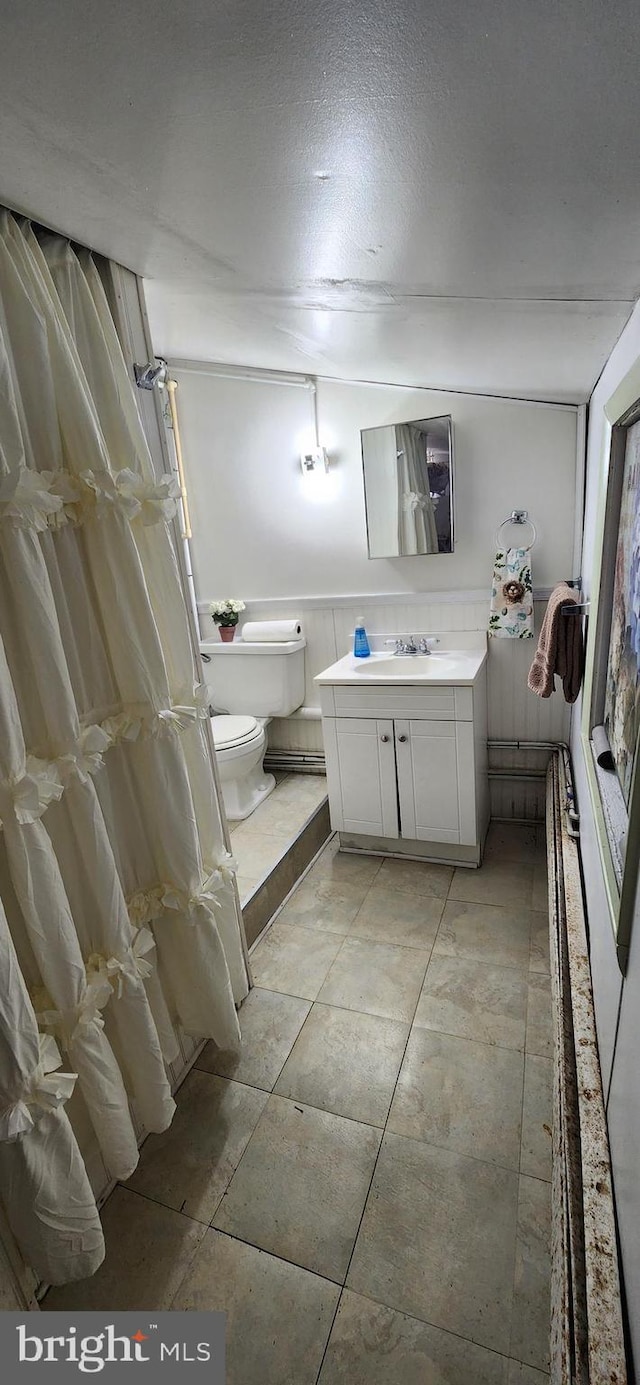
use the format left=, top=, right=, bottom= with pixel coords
left=316, top=648, right=489, bottom=865
left=322, top=716, right=400, bottom=839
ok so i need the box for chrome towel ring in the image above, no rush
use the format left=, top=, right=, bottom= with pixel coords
left=495, top=510, right=537, bottom=552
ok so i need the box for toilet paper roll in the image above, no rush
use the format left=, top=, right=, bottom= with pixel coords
left=592, top=724, right=615, bottom=771
left=241, top=620, right=303, bottom=643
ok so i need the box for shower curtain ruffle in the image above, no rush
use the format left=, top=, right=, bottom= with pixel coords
left=0, top=465, right=181, bottom=532
left=395, top=422, right=439, bottom=555
left=0, top=211, right=248, bottom=1284
left=0, top=896, right=105, bottom=1284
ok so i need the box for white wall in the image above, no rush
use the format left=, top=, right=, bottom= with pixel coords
left=174, top=366, right=578, bottom=600
left=570, top=299, right=640, bottom=1374
left=175, top=362, right=578, bottom=818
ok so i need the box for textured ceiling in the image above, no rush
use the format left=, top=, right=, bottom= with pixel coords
left=1, top=0, right=639, bottom=397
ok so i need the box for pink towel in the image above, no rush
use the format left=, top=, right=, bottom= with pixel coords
left=528, top=584, right=584, bottom=703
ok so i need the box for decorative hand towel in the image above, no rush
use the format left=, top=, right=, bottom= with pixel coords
left=527, top=583, right=584, bottom=702
left=488, top=548, right=534, bottom=638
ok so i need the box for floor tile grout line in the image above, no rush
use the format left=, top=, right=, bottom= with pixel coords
left=168, top=1225, right=345, bottom=1315
left=167, top=1217, right=216, bottom=1313
left=204, top=1220, right=349, bottom=1289
left=220, top=842, right=551, bottom=1245
left=246, top=1003, right=314, bottom=1096
left=519, top=1169, right=555, bottom=1188
left=245, top=830, right=350, bottom=951
left=113, top=1182, right=210, bottom=1229
left=509, top=1173, right=529, bottom=1363
left=319, top=838, right=545, bottom=1368
left=519, top=919, right=536, bottom=1187
left=143, top=848, right=552, bottom=1249
left=271, top=999, right=408, bottom=1126
left=309, top=864, right=551, bottom=1376
left=415, top=936, right=533, bottom=1055
left=258, top=823, right=541, bottom=897
left=173, top=1223, right=552, bottom=1380
left=368, top=1121, right=541, bottom=1183
left=311, top=948, right=431, bottom=1384
left=313, top=1286, right=345, bottom=1384
left=191, top=1222, right=346, bottom=1299
left=252, top=948, right=549, bottom=983
left=316, top=1278, right=538, bottom=1379
left=160, top=1051, right=551, bottom=1183
left=385, top=1016, right=548, bottom=1060
left=194, top=996, right=313, bottom=1096
left=326, top=939, right=432, bottom=1300
left=57, top=830, right=552, bottom=1344
left=337, top=863, right=440, bottom=937
left=301, top=927, right=424, bottom=1013
left=220, top=1075, right=391, bottom=1136
left=253, top=941, right=547, bottom=1029
left=49, top=1191, right=552, bottom=1370
left=195, top=985, right=549, bottom=1126
left=252, top=978, right=429, bottom=1017
left=258, top=906, right=549, bottom=951
left=260, top=914, right=444, bottom=949
left=509, top=911, right=537, bottom=1356
left=195, top=1063, right=393, bottom=1261
left=215, top=841, right=544, bottom=1297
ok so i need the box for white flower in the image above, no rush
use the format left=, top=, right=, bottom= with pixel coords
left=209, top=598, right=246, bottom=618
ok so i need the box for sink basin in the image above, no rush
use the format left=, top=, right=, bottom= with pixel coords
left=315, top=644, right=488, bottom=686
left=352, top=654, right=463, bottom=677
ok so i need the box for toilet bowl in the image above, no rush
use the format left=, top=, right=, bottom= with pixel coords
left=199, top=636, right=306, bottom=821
left=210, top=714, right=275, bottom=820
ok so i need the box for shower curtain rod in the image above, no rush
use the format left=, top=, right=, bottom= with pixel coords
left=168, top=359, right=315, bottom=389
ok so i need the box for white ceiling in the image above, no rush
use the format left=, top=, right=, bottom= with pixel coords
left=2, top=0, right=639, bottom=399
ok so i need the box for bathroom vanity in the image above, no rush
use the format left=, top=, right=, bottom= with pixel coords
left=316, top=634, right=489, bottom=866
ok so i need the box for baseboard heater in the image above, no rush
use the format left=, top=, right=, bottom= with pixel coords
left=547, top=750, right=627, bottom=1383
left=264, top=751, right=326, bottom=774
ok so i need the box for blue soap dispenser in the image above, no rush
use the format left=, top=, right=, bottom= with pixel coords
left=353, top=616, right=371, bottom=658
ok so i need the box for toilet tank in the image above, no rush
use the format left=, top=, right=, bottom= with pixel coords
left=199, top=638, right=306, bottom=716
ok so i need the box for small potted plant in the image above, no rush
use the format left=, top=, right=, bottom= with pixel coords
left=209, top=598, right=246, bottom=642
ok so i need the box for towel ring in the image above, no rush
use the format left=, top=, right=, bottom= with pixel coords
left=495, top=511, right=537, bottom=552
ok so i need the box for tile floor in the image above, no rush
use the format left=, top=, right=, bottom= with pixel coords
left=229, top=772, right=328, bottom=904
left=47, top=821, right=553, bottom=1385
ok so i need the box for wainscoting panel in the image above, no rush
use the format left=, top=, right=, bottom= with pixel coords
left=199, top=594, right=574, bottom=820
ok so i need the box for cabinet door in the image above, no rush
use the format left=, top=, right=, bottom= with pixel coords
left=324, top=717, right=399, bottom=838
left=395, top=718, right=460, bottom=843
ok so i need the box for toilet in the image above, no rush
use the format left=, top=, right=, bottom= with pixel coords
left=199, top=637, right=306, bottom=820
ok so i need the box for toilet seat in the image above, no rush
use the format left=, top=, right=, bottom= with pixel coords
left=211, top=714, right=260, bottom=751
left=209, top=715, right=274, bottom=819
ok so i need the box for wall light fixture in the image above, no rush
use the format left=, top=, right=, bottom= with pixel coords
left=300, top=446, right=330, bottom=476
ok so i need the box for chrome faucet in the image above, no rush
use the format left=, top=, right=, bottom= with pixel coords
left=385, top=637, right=416, bottom=656
left=385, top=636, right=440, bottom=657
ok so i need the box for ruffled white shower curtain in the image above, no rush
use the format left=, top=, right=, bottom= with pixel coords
left=395, top=422, right=438, bottom=555
left=0, top=212, right=249, bottom=1285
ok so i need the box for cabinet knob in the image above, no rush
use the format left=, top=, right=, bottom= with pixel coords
left=380, top=734, right=389, bottom=742
left=398, top=734, right=408, bottom=743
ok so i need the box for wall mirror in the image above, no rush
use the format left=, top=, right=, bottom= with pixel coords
left=361, top=414, right=454, bottom=558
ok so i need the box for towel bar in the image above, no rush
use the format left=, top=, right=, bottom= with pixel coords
left=560, top=580, right=588, bottom=615
left=495, top=510, right=537, bottom=550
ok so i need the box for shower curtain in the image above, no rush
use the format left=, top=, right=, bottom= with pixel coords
left=395, top=423, right=438, bottom=555
left=0, top=212, right=249, bottom=1285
